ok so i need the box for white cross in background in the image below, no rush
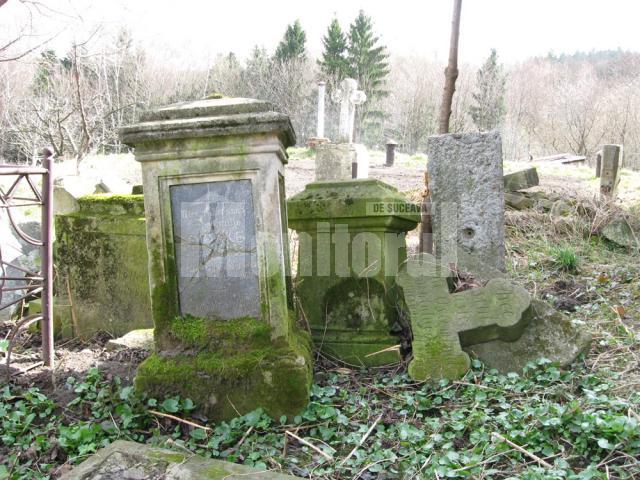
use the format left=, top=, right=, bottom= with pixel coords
left=333, top=78, right=367, bottom=144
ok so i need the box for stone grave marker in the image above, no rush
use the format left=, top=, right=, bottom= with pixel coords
left=427, top=132, right=505, bottom=280
left=120, top=97, right=312, bottom=422
left=288, top=179, right=420, bottom=366
left=600, top=144, right=623, bottom=197
left=397, top=253, right=531, bottom=380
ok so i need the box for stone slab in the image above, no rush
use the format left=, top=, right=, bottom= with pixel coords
left=464, top=300, right=591, bottom=372
left=170, top=179, right=260, bottom=320
left=427, top=132, right=505, bottom=280
left=60, top=440, right=300, bottom=479
left=503, top=167, right=539, bottom=192
left=397, top=253, right=531, bottom=380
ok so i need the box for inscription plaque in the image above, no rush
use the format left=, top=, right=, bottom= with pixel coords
left=170, top=179, right=260, bottom=319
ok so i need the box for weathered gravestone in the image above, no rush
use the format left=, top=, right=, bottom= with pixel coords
left=398, top=253, right=591, bottom=380
left=427, top=132, right=505, bottom=280
left=315, top=78, right=369, bottom=181
left=54, top=194, right=152, bottom=339
left=397, top=253, right=531, bottom=380
left=288, top=179, right=420, bottom=366
left=61, top=440, right=300, bottom=479
left=120, top=97, right=312, bottom=422
left=600, top=144, right=623, bottom=198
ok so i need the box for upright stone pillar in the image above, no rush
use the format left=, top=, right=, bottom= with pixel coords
left=600, top=144, right=623, bottom=198
left=120, top=98, right=312, bottom=422
left=288, top=179, right=420, bottom=366
left=428, top=132, right=505, bottom=280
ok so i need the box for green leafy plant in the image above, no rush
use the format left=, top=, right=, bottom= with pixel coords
left=551, top=246, right=579, bottom=272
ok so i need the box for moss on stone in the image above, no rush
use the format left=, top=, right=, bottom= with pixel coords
left=78, top=194, right=145, bottom=216
left=167, top=315, right=273, bottom=354
left=135, top=322, right=312, bottom=421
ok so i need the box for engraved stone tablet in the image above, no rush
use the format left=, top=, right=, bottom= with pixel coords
left=170, top=179, right=260, bottom=319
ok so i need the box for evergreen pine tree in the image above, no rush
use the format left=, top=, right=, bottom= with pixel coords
left=274, top=19, right=307, bottom=62
left=469, top=49, right=506, bottom=131
left=346, top=10, right=389, bottom=141
left=318, top=18, right=348, bottom=81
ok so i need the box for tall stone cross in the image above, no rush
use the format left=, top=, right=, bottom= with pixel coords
left=334, top=78, right=366, bottom=144
left=397, top=253, right=531, bottom=380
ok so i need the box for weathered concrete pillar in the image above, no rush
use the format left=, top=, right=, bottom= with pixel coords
left=385, top=139, right=398, bottom=167
left=120, top=97, right=312, bottom=421
left=595, top=151, right=602, bottom=178
left=427, top=132, right=505, bottom=280
left=600, top=144, right=623, bottom=198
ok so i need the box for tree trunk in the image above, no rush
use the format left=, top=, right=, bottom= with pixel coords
left=421, top=0, right=462, bottom=253
left=438, top=0, right=462, bottom=134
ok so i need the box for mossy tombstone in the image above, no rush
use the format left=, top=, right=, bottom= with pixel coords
left=288, top=179, right=420, bottom=366
left=120, top=98, right=312, bottom=421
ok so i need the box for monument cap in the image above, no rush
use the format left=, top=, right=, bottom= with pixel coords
left=120, top=97, right=296, bottom=147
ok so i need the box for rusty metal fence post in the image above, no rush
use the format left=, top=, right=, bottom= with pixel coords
left=0, top=147, right=55, bottom=370
left=41, top=148, right=54, bottom=366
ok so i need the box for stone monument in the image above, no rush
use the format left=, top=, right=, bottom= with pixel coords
left=315, top=78, right=369, bottom=181
left=600, top=144, right=623, bottom=198
left=288, top=179, right=420, bottom=366
left=120, top=97, right=312, bottom=422
left=427, top=132, right=505, bottom=280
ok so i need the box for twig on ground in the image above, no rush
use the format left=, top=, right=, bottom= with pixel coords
left=148, top=409, right=211, bottom=431
left=339, top=413, right=383, bottom=467
left=285, top=430, right=334, bottom=461
left=491, top=432, right=553, bottom=469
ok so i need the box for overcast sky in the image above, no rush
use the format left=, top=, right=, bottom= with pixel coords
left=3, top=0, right=640, bottom=66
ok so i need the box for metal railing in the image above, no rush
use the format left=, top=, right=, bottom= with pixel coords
left=0, top=148, right=54, bottom=369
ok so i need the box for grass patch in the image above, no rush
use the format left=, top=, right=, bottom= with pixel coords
left=550, top=245, right=579, bottom=272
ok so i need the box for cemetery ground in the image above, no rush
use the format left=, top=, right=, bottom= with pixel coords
left=2, top=151, right=640, bottom=479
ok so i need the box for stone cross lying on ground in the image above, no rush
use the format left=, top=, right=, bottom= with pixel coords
left=397, top=253, right=531, bottom=380
left=333, top=78, right=366, bottom=144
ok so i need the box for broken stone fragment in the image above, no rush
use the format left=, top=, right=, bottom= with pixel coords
left=505, top=192, right=535, bottom=210
left=106, top=328, right=154, bottom=352
left=464, top=300, right=591, bottom=373
left=551, top=200, right=573, bottom=217
left=397, top=253, right=531, bottom=381
left=504, top=167, right=539, bottom=192
left=601, top=216, right=639, bottom=249
left=60, top=440, right=301, bottom=479
left=398, top=253, right=591, bottom=380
